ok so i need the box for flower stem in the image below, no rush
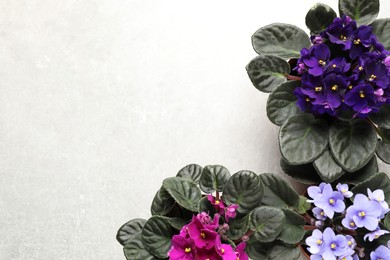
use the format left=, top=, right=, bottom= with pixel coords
left=286, top=74, right=302, bottom=81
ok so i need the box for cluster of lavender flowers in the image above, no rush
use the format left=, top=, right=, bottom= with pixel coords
left=294, top=16, right=390, bottom=118
left=168, top=195, right=247, bottom=260
left=306, top=182, right=390, bottom=259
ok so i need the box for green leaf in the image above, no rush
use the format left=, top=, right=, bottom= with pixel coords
left=370, top=19, right=390, bottom=50
left=278, top=209, right=305, bottom=244
left=123, top=233, right=159, bottom=260
left=279, top=114, right=329, bottom=165
left=226, top=213, right=250, bottom=240
left=314, top=149, right=345, bottom=183
left=163, top=177, right=201, bottom=212
left=250, top=206, right=285, bottom=243
left=370, top=105, right=390, bottom=129
left=198, top=196, right=216, bottom=215
left=252, top=23, right=311, bottom=59
left=199, top=165, right=231, bottom=193
left=246, top=55, right=290, bottom=93
left=117, top=218, right=146, bottom=246
left=259, top=173, right=300, bottom=208
left=169, top=217, right=187, bottom=230
left=266, top=80, right=302, bottom=126
left=384, top=214, right=390, bottom=229
left=339, top=0, right=379, bottom=26
left=141, top=216, right=172, bottom=259
left=246, top=236, right=269, bottom=260
left=305, top=3, right=337, bottom=34
left=377, top=139, right=390, bottom=164
left=296, top=195, right=311, bottom=215
left=176, top=164, right=203, bottom=184
left=267, top=243, right=301, bottom=260
left=150, top=187, right=175, bottom=216
left=337, top=156, right=379, bottom=185
left=329, top=119, right=377, bottom=172
left=280, top=159, right=322, bottom=184
left=351, top=172, right=390, bottom=205
left=223, top=171, right=264, bottom=214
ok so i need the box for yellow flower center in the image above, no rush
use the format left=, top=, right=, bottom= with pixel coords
left=306, top=98, right=310, bottom=102
left=359, top=66, right=363, bottom=71
left=332, top=64, right=337, bottom=68
left=332, top=85, right=338, bottom=91
left=350, top=222, right=355, bottom=227
left=215, top=200, right=220, bottom=204
left=315, top=86, right=322, bottom=92
left=358, top=211, right=366, bottom=217
left=185, top=248, right=191, bottom=253
left=348, top=85, right=353, bottom=90
left=348, top=241, right=352, bottom=246
left=320, top=211, right=324, bottom=216
left=340, top=35, right=347, bottom=41
left=331, top=243, right=336, bottom=249
left=369, top=74, right=377, bottom=81
left=201, top=232, right=206, bottom=239
left=318, top=60, right=326, bottom=66
left=354, top=38, right=361, bottom=45
left=221, top=248, right=225, bottom=254
left=359, top=91, right=365, bottom=98
left=329, top=198, right=335, bottom=205
left=317, top=239, right=323, bottom=245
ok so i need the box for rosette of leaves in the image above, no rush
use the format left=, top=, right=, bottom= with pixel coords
left=246, top=0, right=390, bottom=185
left=116, top=164, right=312, bottom=260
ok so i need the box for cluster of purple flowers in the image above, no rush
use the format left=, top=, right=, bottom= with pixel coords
left=306, top=182, right=390, bottom=259
left=294, top=16, right=390, bottom=118
left=168, top=197, right=247, bottom=260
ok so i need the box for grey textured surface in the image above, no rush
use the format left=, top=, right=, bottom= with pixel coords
left=1, top=0, right=389, bottom=259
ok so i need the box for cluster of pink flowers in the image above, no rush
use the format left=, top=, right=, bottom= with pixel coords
left=168, top=196, right=247, bottom=260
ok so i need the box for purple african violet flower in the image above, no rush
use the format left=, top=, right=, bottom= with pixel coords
left=344, top=84, right=377, bottom=116
left=344, top=194, right=382, bottom=231
left=313, top=183, right=345, bottom=219
left=306, top=229, right=325, bottom=254
left=307, top=183, right=327, bottom=201
left=325, top=16, right=357, bottom=50
left=337, top=183, right=353, bottom=198
left=168, top=235, right=196, bottom=260
left=326, top=57, right=351, bottom=74
left=385, top=56, right=390, bottom=71
left=215, top=236, right=236, bottom=260
left=365, top=61, right=390, bottom=88
left=311, top=35, right=324, bottom=45
left=321, top=227, right=348, bottom=260
left=370, top=245, right=390, bottom=260
left=225, top=204, right=238, bottom=222
left=345, top=235, right=357, bottom=256
left=364, top=227, right=390, bottom=242
left=312, top=207, right=327, bottom=220
left=367, top=188, right=390, bottom=219
left=187, top=217, right=218, bottom=250
left=349, top=26, right=374, bottom=59
left=235, top=242, right=249, bottom=260
left=302, top=44, right=331, bottom=76
left=342, top=214, right=358, bottom=230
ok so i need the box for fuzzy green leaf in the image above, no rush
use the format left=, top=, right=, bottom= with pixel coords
left=266, top=80, right=302, bottom=126
left=199, top=165, right=231, bottom=193
left=226, top=213, right=250, bottom=240
left=278, top=209, right=305, bottom=244
left=246, top=55, right=290, bottom=93
left=337, top=156, right=379, bottom=185
left=306, top=3, right=337, bottom=34
left=280, top=159, right=322, bottom=184
left=250, top=206, right=285, bottom=243
left=150, top=187, right=175, bottom=216
left=314, top=149, right=345, bottom=183
left=176, top=164, right=203, bottom=184
left=252, top=23, right=311, bottom=59
left=370, top=19, right=390, bottom=50
left=141, top=216, right=172, bottom=259
left=279, top=114, right=329, bottom=165
left=267, top=243, right=301, bottom=260
left=123, top=233, right=159, bottom=260
left=163, top=177, right=201, bottom=212
left=117, top=218, right=147, bottom=246
left=351, top=172, right=390, bottom=205
left=339, top=0, right=379, bottom=26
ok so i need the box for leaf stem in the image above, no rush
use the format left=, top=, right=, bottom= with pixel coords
left=286, top=74, right=302, bottom=81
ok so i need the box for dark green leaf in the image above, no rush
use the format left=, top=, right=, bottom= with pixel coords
left=329, top=119, right=377, bottom=172
left=117, top=218, right=146, bottom=246
left=259, top=173, right=300, bottom=208
left=351, top=172, right=390, bottom=205
left=226, top=213, right=250, bottom=240
left=199, top=165, right=231, bottom=193
left=169, top=218, right=187, bottom=230
left=223, top=171, right=264, bottom=214
left=296, top=195, right=311, bottom=215
left=198, top=196, right=216, bottom=215
left=278, top=209, right=305, bottom=244
left=377, top=139, right=390, bottom=164
left=384, top=214, right=390, bottom=229
left=370, top=105, right=390, bottom=129
left=267, top=243, right=301, bottom=260
left=370, top=19, right=390, bottom=50
left=339, top=0, right=379, bottom=25
left=176, top=164, right=203, bottom=184
left=314, top=149, right=345, bottom=183
left=141, top=216, right=172, bottom=259
left=163, top=177, right=201, bottom=212
left=279, top=114, right=329, bottom=165
left=150, top=187, right=175, bottom=216
left=280, top=159, right=322, bottom=184
left=252, top=23, right=311, bottom=59
left=305, top=3, right=337, bottom=34
left=123, top=233, right=159, bottom=260
left=246, top=236, right=269, bottom=260
left=266, top=80, right=302, bottom=126
left=250, top=206, right=285, bottom=243
left=337, top=156, right=379, bottom=185
left=246, top=55, right=290, bottom=93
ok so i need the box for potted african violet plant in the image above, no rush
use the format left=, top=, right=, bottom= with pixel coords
left=246, top=0, right=390, bottom=184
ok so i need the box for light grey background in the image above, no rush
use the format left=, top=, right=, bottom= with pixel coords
left=1, top=0, right=390, bottom=259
